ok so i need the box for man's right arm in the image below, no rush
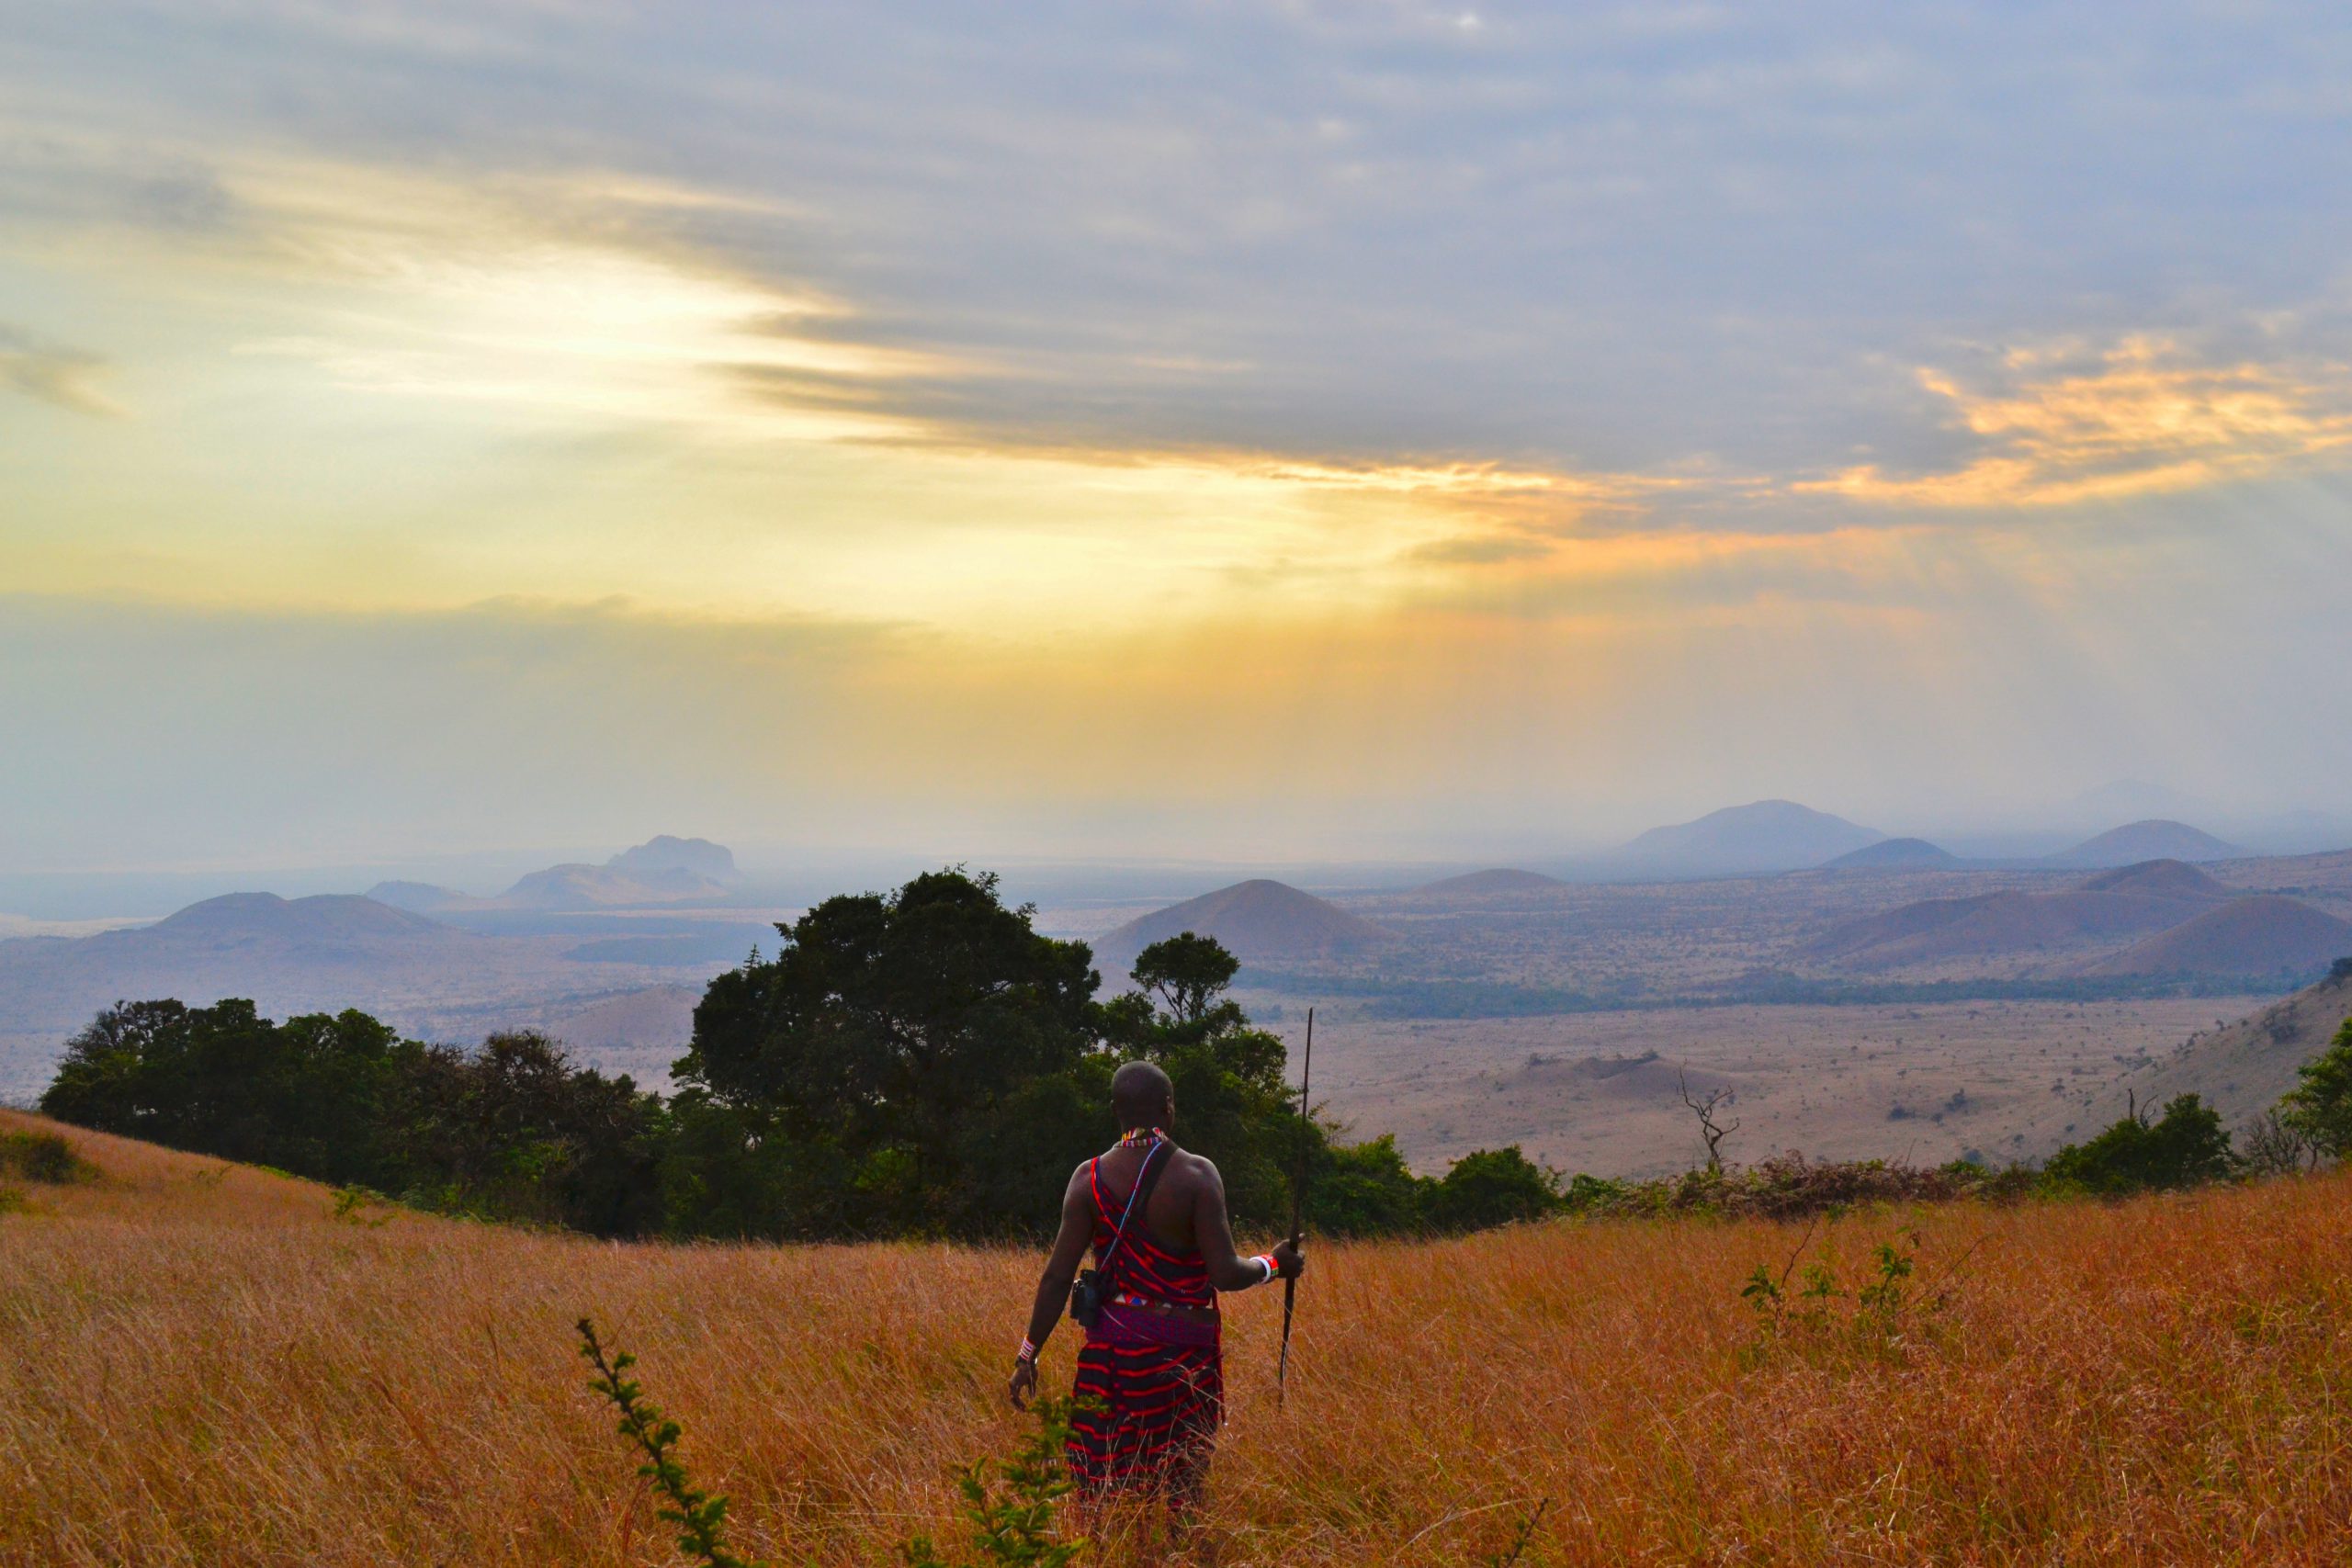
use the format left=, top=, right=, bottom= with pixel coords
left=1192, top=1156, right=1304, bottom=1292
left=1009, top=1167, right=1094, bottom=1409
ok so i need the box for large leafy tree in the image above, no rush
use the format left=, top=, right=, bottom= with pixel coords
left=670, top=869, right=1107, bottom=1235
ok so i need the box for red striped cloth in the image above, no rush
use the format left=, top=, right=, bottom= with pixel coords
left=1066, top=1148, right=1222, bottom=1498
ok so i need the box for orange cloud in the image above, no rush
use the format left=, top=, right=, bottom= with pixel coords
left=1804, top=337, right=2352, bottom=508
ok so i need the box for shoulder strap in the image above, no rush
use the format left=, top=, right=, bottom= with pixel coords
left=1098, top=1141, right=1172, bottom=1282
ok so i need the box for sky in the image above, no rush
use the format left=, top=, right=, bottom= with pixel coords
left=5, top=1, right=2352, bottom=874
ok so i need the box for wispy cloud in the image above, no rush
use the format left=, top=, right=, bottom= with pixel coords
left=0, top=323, right=124, bottom=417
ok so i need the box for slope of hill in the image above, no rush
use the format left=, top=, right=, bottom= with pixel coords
left=2019, top=966, right=2352, bottom=1151
left=10, top=1109, right=2352, bottom=1562
left=365, top=880, right=475, bottom=914
left=2045, top=819, right=2245, bottom=868
left=1822, top=837, right=1962, bottom=870
left=2077, top=897, right=2352, bottom=982
left=2076, top=859, right=2232, bottom=900
left=1410, top=868, right=1566, bottom=897
left=1090, top=878, right=1396, bottom=976
left=1804, top=860, right=2234, bottom=970
left=1612, top=800, right=1883, bottom=878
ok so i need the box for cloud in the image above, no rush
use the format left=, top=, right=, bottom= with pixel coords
left=0, top=324, right=123, bottom=416
left=1802, top=338, right=2352, bottom=509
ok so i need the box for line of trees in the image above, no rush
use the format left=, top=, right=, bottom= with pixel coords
left=37, top=869, right=1560, bottom=1239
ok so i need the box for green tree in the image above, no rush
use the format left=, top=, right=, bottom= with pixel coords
left=2044, top=1093, right=2236, bottom=1194
left=2280, top=1014, right=2352, bottom=1158
left=1097, top=933, right=1305, bottom=1228
left=670, top=869, right=1104, bottom=1236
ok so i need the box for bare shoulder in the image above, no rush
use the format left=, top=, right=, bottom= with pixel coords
left=1175, top=1147, right=1223, bottom=1192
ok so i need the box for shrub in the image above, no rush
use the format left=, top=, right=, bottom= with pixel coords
left=0, top=1131, right=94, bottom=1185
left=2043, top=1094, right=2236, bottom=1195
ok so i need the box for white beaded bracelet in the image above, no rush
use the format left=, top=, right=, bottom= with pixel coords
left=1017, top=1337, right=1039, bottom=1364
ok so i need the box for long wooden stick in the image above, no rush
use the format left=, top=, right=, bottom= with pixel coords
left=1276, top=1006, right=1313, bottom=1407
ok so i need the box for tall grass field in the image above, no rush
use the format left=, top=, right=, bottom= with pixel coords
left=3, top=1105, right=2348, bottom=1564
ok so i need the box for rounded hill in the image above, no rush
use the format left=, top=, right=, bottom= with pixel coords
left=1089, top=879, right=1395, bottom=978
left=2078, top=896, right=2352, bottom=980
left=1822, top=837, right=1962, bottom=870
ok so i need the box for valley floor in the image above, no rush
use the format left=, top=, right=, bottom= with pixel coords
left=5, top=1110, right=2350, bottom=1565
left=1295, top=996, right=2262, bottom=1176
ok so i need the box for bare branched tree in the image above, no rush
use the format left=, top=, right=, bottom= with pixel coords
left=1679, top=1068, right=1739, bottom=1174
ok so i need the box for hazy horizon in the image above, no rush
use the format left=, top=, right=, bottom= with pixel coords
left=7, top=4, right=2352, bottom=876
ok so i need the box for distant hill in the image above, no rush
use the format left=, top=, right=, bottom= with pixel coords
left=136, top=892, right=461, bottom=950
left=2076, top=896, right=2352, bottom=982
left=2077, top=859, right=2231, bottom=900
left=1612, top=800, right=1882, bottom=878
left=1805, top=860, right=2229, bottom=970
left=1822, top=838, right=1962, bottom=871
left=1411, top=868, right=1567, bottom=897
left=1089, top=879, right=1396, bottom=978
left=2044, top=820, right=2245, bottom=868
left=606, top=836, right=738, bottom=882
left=367, top=838, right=739, bottom=915
left=494, top=863, right=728, bottom=910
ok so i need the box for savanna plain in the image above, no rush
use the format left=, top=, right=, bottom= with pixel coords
left=7, top=1108, right=2351, bottom=1566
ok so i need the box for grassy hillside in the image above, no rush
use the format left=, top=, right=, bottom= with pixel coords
left=5, top=1109, right=2352, bottom=1564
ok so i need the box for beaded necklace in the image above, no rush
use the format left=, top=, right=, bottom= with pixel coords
left=1114, top=1125, right=1168, bottom=1150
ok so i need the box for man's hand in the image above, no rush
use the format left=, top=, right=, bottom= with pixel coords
left=1272, top=1236, right=1306, bottom=1281
left=1008, top=1357, right=1039, bottom=1410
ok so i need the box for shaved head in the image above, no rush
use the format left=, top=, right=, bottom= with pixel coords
left=1110, top=1060, right=1174, bottom=1132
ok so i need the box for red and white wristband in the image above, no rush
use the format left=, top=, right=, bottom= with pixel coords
left=1249, top=1253, right=1280, bottom=1287
left=1016, top=1337, right=1040, bottom=1365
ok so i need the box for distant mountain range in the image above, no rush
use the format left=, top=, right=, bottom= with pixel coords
left=369, top=835, right=739, bottom=914
left=0, top=840, right=760, bottom=1100
left=1089, top=878, right=1395, bottom=979
left=1804, top=858, right=2348, bottom=983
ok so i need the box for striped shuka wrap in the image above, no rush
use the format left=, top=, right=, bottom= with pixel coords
left=1066, top=1148, right=1223, bottom=1500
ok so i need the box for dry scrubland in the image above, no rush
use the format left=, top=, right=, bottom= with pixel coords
left=6, top=1111, right=2352, bottom=1565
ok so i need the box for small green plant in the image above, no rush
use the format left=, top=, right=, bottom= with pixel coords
left=578, top=1316, right=759, bottom=1568
left=331, top=1186, right=391, bottom=1226
left=1740, top=1224, right=1944, bottom=1370
left=899, top=1398, right=1084, bottom=1568
left=1483, top=1497, right=1551, bottom=1566
left=577, top=1318, right=1085, bottom=1568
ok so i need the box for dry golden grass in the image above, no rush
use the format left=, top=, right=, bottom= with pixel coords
left=4, top=1106, right=2350, bottom=1566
